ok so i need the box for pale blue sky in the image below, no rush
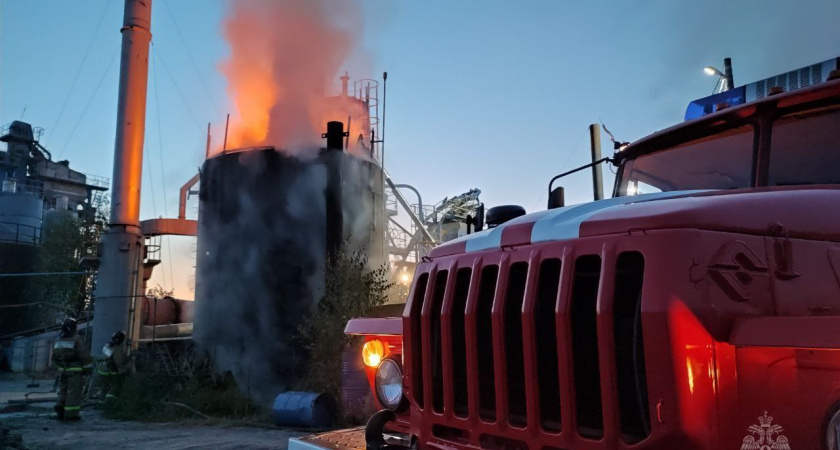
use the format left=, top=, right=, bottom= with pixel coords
left=2, top=0, right=839, bottom=297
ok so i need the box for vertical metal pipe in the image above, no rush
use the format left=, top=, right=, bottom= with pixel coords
left=152, top=295, right=157, bottom=344
left=205, top=122, right=211, bottom=159
left=222, top=113, right=230, bottom=153
left=340, top=72, right=349, bottom=97
left=589, top=124, right=604, bottom=201
left=723, top=57, right=734, bottom=91
left=92, top=0, right=153, bottom=354
left=324, top=121, right=345, bottom=262
left=381, top=72, right=387, bottom=168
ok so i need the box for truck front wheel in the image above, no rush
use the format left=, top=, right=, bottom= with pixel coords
left=823, top=403, right=840, bottom=450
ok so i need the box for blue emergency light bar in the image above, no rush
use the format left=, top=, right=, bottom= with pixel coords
left=685, top=57, right=840, bottom=121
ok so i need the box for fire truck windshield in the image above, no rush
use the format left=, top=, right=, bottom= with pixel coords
left=617, top=105, right=840, bottom=196
left=617, top=125, right=755, bottom=196
left=768, top=106, right=840, bottom=186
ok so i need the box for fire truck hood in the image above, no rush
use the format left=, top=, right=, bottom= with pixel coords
left=428, top=186, right=840, bottom=258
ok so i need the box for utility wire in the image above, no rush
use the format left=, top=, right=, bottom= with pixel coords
left=558, top=132, right=588, bottom=177
left=143, top=53, right=159, bottom=218
left=530, top=130, right=587, bottom=212
left=153, top=50, right=176, bottom=293
left=162, top=0, right=223, bottom=119
left=145, top=57, right=166, bottom=290
left=0, top=302, right=74, bottom=312
left=46, top=0, right=114, bottom=147
left=57, top=49, right=120, bottom=159
left=0, top=271, right=86, bottom=278
left=144, top=139, right=159, bottom=218
left=712, top=77, right=722, bottom=95
left=150, top=42, right=205, bottom=134
left=143, top=135, right=167, bottom=289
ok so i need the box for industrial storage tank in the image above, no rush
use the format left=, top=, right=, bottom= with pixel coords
left=193, top=143, right=385, bottom=402
left=0, top=192, right=43, bottom=245
left=140, top=296, right=178, bottom=326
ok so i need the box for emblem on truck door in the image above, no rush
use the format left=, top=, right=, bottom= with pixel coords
left=740, top=411, right=791, bottom=450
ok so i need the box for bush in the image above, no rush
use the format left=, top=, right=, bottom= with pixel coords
left=102, top=372, right=265, bottom=423
left=297, top=241, right=392, bottom=400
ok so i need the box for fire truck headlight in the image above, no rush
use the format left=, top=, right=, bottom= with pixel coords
left=362, top=339, right=385, bottom=367
left=375, top=358, right=404, bottom=410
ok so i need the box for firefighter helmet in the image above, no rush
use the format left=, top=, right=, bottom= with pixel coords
left=110, top=331, right=126, bottom=346
left=60, top=318, right=77, bottom=338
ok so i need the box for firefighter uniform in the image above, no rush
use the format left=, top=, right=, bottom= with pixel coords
left=99, top=331, right=129, bottom=400
left=52, top=319, right=92, bottom=420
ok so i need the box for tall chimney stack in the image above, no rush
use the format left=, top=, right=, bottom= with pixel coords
left=92, top=0, right=153, bottom=352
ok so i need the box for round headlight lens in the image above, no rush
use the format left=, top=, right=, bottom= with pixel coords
left=375, top=358, right=404, bottom=410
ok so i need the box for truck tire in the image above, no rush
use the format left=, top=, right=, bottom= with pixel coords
left=823, top=402, right=840, bottom=449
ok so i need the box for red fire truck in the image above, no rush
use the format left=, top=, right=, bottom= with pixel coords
left=291, top=57, right=840, bottom=450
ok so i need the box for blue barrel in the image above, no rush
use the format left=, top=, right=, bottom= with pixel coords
left=272, top=391, right=337, bottom=428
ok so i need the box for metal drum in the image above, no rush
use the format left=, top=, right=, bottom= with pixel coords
left=272, top=391, right=336, bottom=428
left=140, top=296, right=178, bottom=326
left=174, top=298, right=195, bottom=323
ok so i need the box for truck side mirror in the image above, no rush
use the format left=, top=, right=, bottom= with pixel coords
left=466, top=203, right=485, bottom=234
left=548, top=186, right=565, bottom=209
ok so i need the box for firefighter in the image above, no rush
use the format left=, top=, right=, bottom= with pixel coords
left=51, top=318, right=92, bottom=421
left=99, top=330, right=129, bottom=401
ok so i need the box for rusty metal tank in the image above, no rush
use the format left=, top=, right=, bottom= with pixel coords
left=140, top=296, right=177, bottom=326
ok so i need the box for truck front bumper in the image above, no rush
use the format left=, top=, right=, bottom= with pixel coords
left=289, top=427, right=367, bottom=450
left=289, top=426, right=411, bottom=450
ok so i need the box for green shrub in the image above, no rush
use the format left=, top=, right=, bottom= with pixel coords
left=102, top=373, right=265, bottom=423
left=297, top=241, right=392, bottom=400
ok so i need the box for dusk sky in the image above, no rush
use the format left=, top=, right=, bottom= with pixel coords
left=2, top=0, right=839, bottom=298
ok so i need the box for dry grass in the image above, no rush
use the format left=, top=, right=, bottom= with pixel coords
left=102, top=373, right=267, bottom=423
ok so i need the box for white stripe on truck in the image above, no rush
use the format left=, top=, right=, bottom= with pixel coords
left=445, top=190, right=707, bottom=254
left=530, top=191, right=698, bottom=243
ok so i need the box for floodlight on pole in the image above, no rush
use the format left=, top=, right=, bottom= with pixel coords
left=704, top=58, right=735, bottom=93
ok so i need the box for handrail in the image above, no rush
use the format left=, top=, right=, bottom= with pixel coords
left=0, top=221, right=41, bottom=245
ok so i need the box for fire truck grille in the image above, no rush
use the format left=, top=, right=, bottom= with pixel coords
left=407, top=251, right=651, bottom=447
left=570, top=255, right=604, bottom=438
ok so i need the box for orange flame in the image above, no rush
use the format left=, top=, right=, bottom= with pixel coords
left=218, top=0, right=369, bottom=157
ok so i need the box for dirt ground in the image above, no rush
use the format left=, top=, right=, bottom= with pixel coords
left=2, top=411, right=301, bottom=450
left=0, top=374, right=303, bottom=450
